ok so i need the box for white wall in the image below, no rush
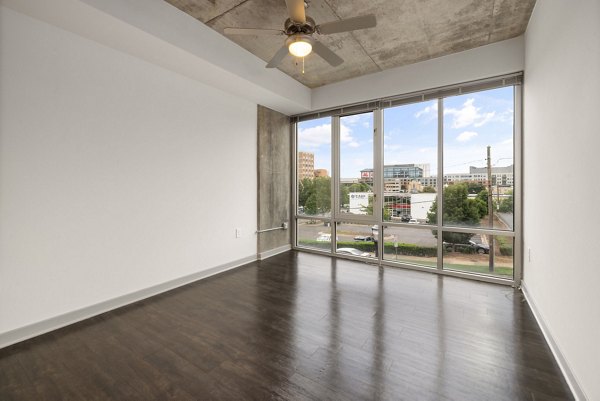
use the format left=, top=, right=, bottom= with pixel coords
left=0, top=7, right=257, bottom=336
left=312, top=36, right=524, bottom=110
left=523, top=1, right=600, bottom=400
left=0, top=0, right=311, bottom=115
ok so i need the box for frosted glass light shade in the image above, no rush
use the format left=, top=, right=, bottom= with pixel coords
left=289, top=40, right=312, bottom=57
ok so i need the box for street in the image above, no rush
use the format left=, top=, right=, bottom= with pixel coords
left=297, top=220, right=437, bottom=246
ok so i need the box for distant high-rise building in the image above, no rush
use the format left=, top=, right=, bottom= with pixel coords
left=469, top=165, right=514, bottom=186
left=358, top=163, right=513, bottom=193
left=298, top=152, right=315, bottom=180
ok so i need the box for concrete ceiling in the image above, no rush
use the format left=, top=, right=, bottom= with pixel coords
left=164, top=0, right=536, bottom=88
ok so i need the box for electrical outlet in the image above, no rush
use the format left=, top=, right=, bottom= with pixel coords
left=235, top=228, right=242, bottom=238
left=282, top=222, right=288, bottom=230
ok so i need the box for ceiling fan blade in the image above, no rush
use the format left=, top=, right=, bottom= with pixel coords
left=224, top=28, right=285, bottom=36
left=312, top=41, right=344, bottom=67
left=266, top=45, right=290, bottom=68
left=317, top=14, right=377, bottom=35
left=284, top=0, right=306, bottom=24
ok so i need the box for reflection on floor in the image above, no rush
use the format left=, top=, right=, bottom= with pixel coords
left=0, top=251, right=572, bottom=400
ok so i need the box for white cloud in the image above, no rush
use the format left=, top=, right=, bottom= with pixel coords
left=343, top=113, right=371, bottom=127
left=340, top=122, right=362, bottom=149
left=456, top=131, right=478, bottom=142
left=445, top=98, right=495, bottom=129
left=299, top=123, right=359, bottom=149
left=298, top=124, right=331, bottom=148
left=415, top=101, right=438, bottom=119
left=474, top=111, right=496, bottom=127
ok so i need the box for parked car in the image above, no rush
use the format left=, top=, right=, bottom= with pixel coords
left=354, top=235, right=375, bottom=242
left=316, top=234, right=331, bottom=242
left=408, top=218, right=419, bottom=224
left=444, top=240, right=490, bottom=254
left=468, top=240, right=490, bottom=254
left=316, top=234, right=338, bottom=242
left=337, top=248, right=370, bottom=257
left=400, top=215, right=411, bottom=222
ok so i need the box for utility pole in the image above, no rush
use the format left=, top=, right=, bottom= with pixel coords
left=487, top=146, right=495, bottom=272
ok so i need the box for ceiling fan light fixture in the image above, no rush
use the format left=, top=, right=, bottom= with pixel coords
left=288, top=35, right=312, bottom=57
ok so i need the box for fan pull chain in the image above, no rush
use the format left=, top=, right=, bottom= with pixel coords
left=302, top=57, right=305, bottom=74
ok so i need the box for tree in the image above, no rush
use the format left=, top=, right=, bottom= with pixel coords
left=313, top=177, right=331, bottom=214
left=304, top=193, right=318, bottom=215
left=466, top=182, right=486, bottom=194
left=341, top=182, right=371, bottom=205
left=298, top=177, right=331, bottom=215
left=427, top=183, right=481, bottom=244
left=422, top=186, right=436, bottom=193
left=474, top=189, right=489, bottom=218
left=498, top=190, right=514, bottom=213
left=298, top=178, right=314, bottom=208
left=364, top=196, right=391, bottom=220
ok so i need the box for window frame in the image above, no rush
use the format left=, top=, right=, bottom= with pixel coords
left=292, top=74, right=523, bottom=287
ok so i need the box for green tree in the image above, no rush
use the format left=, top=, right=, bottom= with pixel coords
left=422, top=186, right=436, bottom=193
left=340, top=185, right=349, bottom=206
left=298, top=177, right=331, bottom=215
left=474, top=189, right=489, bottom=218
left=364, top=196, right=391, bottom=220
left=341, top=182, right=371, bottom=205
left=466, top=182, right=486, bottom=194
left=304, top=193, right=317, bottom=215
left=427, top=183, right=480, bottom=244
left=298, top=178, right=314, bottom=208
left=313, top=177, right=331, bottom=214
left=498, top=190, right=514, bottom=213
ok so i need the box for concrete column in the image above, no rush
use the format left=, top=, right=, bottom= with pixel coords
left=257, top=105, right=291, bottom=258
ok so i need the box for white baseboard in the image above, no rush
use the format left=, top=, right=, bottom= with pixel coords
left=521, top=282, right=587, bottom=401
left=0, top=255, right=256, bottom=349
left=258, top=244, right=291, bottom=260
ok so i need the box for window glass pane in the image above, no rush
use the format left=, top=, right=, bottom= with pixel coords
left=296, top=218, right=331, bottom=252
left=442, top=87, right=514, bottom=230
left=442, top=231, right=513, bottom=279
left=382, top=226, right=437, bottom=268
left=339, top=113, right=374, bottom=216
left=383, top=101, right=438, bottom=224
left=335, top=222, right=377, bottom=259
left=297, top=117, right=331, bottom=217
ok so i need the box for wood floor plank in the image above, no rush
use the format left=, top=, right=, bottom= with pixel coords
left=0, top=251, right=574, bottom=400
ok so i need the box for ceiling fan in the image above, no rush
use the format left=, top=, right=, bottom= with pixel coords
left=223, top=0, right=376, bottom=69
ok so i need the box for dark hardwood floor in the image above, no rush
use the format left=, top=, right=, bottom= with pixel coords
left=0, top=251, right=573, bottom=400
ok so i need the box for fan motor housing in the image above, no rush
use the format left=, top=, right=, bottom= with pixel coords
left=284, top=17, right=316, bottom=35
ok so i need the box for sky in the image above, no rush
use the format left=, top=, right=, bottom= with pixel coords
left=298, top=86, right=515, bottom=178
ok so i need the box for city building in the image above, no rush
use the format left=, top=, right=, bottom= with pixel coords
left=360, top=163, right=429, bottom=184
left=314, top=168, right=329, bottom=177
left=297, top=151, right=315, bottom=180
left=362, top=164, right=513, bottom=192
left=469, top=165, right=514, bottom=186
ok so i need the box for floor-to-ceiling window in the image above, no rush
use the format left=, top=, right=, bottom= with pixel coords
left=296, top=117, right=333, bottom=252
left=293, top=75, right=521, bottom=285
